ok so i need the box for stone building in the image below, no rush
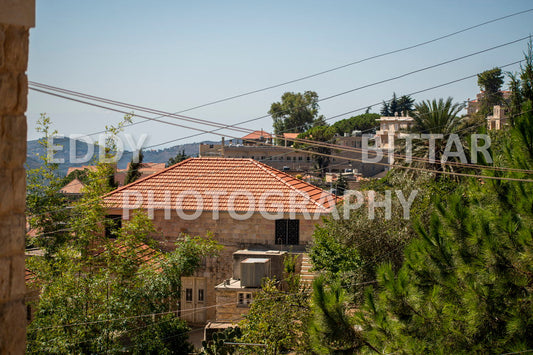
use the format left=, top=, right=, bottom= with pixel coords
left=200, top=130, right=386, bottom=177
left=486, top=105, right=507, bottom=130
left=199, top=143, right=314, bottom=172
left=466, top=91, right=511, bottom=116
left=102, top=157, right=338, bottom=324
left=0, top=1, right=35, bottom=352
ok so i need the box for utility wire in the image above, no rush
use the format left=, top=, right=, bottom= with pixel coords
left=29, top=80, right=533, bottom=179
left=29, top=34, right=530, bottom=143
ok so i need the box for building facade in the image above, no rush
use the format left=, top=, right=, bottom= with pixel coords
left=103, top=158, right=338, bottom=324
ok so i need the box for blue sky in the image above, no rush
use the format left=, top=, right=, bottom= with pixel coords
left=27, top=1, right=533, bottom=149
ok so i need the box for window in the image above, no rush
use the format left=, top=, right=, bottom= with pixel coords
left=298, top=156, right=302, bottom=161
left=185, top=288, right=193, bottom=302
left=105, top=215, right=122, bottom=238
left=198, top=289, right=205, bottom=302
left=275, top=219, right=299, bottom=245
left=307, top=157, right=310, bottom=161
left=238, top=292, right=253, bottom=307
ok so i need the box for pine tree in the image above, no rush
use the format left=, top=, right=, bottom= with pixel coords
left=124, top=149, right=143, bottom=185
left=360, top=108, right=533, bottom=354
left=166, top=150, right=189, bottom=167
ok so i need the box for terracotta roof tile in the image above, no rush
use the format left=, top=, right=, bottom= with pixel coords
left=103, top=158, right=338, bottom=214
left=241, top=130, right=273, bottom=140
left=60, top=178, right=85, bottom=194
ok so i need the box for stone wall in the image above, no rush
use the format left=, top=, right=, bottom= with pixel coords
left=0, top=1, right=34, bottom=352
left=215, top=287, right=258, bottom=322
left=108, top=208, right=325, bottom=323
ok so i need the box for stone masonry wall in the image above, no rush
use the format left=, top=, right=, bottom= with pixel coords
left=108, top=208, right=325, bottom=323
left=0, top=22, right=30, bottom=353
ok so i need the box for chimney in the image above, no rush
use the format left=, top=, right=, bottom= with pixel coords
left=221, top=137, right=225, bottom=157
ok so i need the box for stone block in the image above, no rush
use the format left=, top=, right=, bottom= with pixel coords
left=0, top=256, right=11, bottom=302
left=0, top=215, right=24, bottom=257
left=17, top=73, right=27, bottom=113
left=0, top=172, right=14, bottom=215
left=11, top=169, right=26, bottom=213
left=0, top=300, right=26, bottom=353
left=10, top=254, right=25, bottom=299
left=0, top=115, right=26, bottom=169
left=0, top=73, right=17, bottom=112
left=0, top=25, right=5, bottom=70
left=4, top=25, right=28, bottom=73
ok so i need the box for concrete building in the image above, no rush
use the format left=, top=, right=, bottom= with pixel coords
left=102, top=157, right=338, bottom=325
left=0, top=1, right=35, bottom=352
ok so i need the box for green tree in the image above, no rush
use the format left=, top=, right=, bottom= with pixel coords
left=26, top=118, right=222, bottom=354
left=309, top=175, right=431, bottom=303
left=269, top=91, right=324, bottom=136
left=380, top=93, right=415, bottom=116
left=166, top=149, right=189, bottom=167
left=331, top=113, right=380, bottom=135
left=124, top=149, right=144, bottom=185
left=477, top=67, right=505, bottom=115
left=26, top=114, right=72, bottom=257
left=359, top=108, right=533, bottom=354
left=407, top=97, right=466, bottom=176
left=296, top=125, right=335, bottom=177
left=61, top=167, right=91, bottom=187
left=309, top=276, right=374, bottom=354
left=238, top=255, right=311, bottom=354
left=334, top=173, right=348, bottom=196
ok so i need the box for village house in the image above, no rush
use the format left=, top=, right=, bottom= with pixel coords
left=102, top=157, right=338, bottom=324
left=486, top=105, right=508, bottom=130
left=200, top=130, right=387, bottom=177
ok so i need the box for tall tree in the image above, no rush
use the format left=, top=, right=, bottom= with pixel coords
left=520, top=40, right=533, bottom=104
left=124, top=150, right=144, bottom=185
left=296, top=125, right=335, bottom=177
left=309, top=276, right=373, bottom=354
left=26, top=114, right=71, bottom=257
left=477, top=67, right=505, bottom=115
left=408, top=97, right=466, bottom=175
left=166, top=149, right=189, bottom=167
left=269, top=91, right=323, bottom=136
left=331, top=113, right=380, bottom=135
left=360, top=108, right=533, bottom=354
left=381, top=93, right=415, bottom=116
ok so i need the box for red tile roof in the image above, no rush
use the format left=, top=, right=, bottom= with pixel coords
left=241, top=130, right=273, bottom=140
left=60, top=178, right=85, bottom=194
left=283, top=133, right=299, bottom=139
left=103, top=158, right=338, bottom=214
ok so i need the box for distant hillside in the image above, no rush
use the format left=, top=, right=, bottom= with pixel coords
left=26, top=138, right=219, bottom=176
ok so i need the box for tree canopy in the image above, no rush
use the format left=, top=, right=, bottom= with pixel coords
left=380, top=93, right=415, bottom=116
left=330, top=113, right=380, bottom=135
left=477, top=67, right=505, bottom=115
left=269, top=91, right=324, bottom=136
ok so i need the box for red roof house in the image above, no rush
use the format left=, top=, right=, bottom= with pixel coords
left=102, top=157, right=338, bottom=324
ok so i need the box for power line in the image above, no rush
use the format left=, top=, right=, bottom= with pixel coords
left=29, top=35, right=530, bottom=144
left=46, top=8, right=533, bottom=128
left=30, top=82, right=533, bottom=180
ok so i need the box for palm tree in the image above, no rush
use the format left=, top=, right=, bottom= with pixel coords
left=405, top=97, right=466, bottom=177
left=412, top=97, right=464, bottom=134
